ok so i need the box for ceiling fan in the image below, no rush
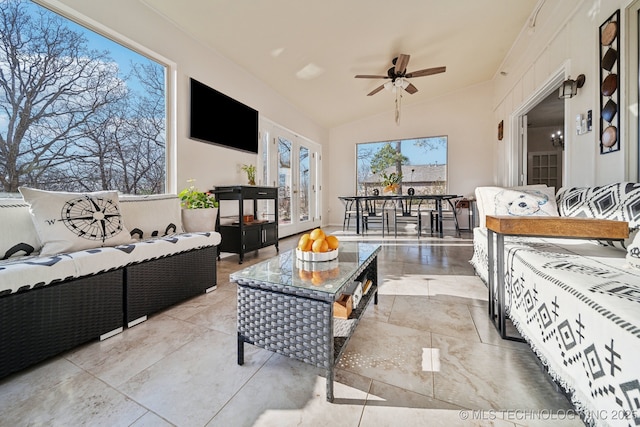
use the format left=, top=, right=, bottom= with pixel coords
left=354, top=54, right=446, bottom=96
left=355, top=54, right=446, bottom=124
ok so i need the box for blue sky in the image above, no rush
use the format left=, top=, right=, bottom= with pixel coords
left=31, top=1, right=157, bottom=92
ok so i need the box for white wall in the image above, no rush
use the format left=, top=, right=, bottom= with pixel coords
left=43, top=0, right=328, bottom=194
left=493, top=0, right=637, bottom=187
left=327, top=82, right=495, bottom=226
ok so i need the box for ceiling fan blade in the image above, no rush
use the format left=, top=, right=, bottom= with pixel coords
left=404, top=83, right=418, bottom=94
left=395, top=54, right=410, bottom=75
left=367, top=84, right=385, bottom=96
left=355, top=74, right=390, bottom=79
left=405, top=66, right=446, bottom=78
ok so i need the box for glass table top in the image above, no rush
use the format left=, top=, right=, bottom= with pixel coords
left=230, top=242, right=381, bottom=295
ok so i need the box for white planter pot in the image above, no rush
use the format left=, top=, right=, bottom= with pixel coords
left=181, top=207, right=218, bottom=233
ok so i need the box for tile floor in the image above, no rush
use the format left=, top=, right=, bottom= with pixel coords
left=0, top=227, right=583, bottom=427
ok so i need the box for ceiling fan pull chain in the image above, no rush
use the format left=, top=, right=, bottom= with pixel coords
left=395, top=91, right=402, bottom=125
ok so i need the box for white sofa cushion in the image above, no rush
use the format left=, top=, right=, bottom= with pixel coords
left=19, top=187, right=133, bottom=256
left=475, top=185, right=558, bottom=228
left=0, top=231, right=221, bottom=295
left=120, top=194, right=183, bottom=240
left=0, top=253, right=78, bottom=296
left=557, top=182, right=640, bottom=250
left=0, top=199, right=42, bottom=259
left=71, top=231, right=221, bottom=278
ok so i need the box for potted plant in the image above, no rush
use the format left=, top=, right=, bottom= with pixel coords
left=241, top=164, right=256, bottom=185
left=178, top=179, right=219, bottom=232
left=381, top=171, right=402, bottom=194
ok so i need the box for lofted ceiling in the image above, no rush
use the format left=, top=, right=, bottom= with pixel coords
left=141, top=0, right=540, bottom=128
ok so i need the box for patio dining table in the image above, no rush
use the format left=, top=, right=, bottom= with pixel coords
left=339, top=194, right=461, bottom=237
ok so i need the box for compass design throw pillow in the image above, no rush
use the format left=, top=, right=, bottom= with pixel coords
left=19, top=187, right=133, bottom=256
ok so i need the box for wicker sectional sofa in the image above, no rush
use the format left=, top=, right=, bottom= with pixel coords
left=0, top=190, right=221, bottom=380
left=470, top=183, right=640, bottom=427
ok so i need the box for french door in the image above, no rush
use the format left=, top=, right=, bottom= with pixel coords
left=260, top=120, right=321, bottom=237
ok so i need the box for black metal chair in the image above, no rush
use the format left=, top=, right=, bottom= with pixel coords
left=429, top=197, right=462, bottom=236
left=390, top=196, right=422, bottom=237
left=339, top=197, right=358, bottom=232
left=362, top=197, right=390, bottom=236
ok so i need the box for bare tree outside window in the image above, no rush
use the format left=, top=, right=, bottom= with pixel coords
left=0, top=0, right=166, bottom=195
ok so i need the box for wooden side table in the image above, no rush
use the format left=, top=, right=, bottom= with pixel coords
left=486, top=215, right=629, bottom=341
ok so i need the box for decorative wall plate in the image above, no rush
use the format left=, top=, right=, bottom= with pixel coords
left=601, top=99, right=617, bottom=123
left=601, top=48, right=617, bottom=71
left=601, top=21, right=618, bottom=46
left=602, top=126, right=617, bottom=147
left=601, top=74, right=617, bottom=96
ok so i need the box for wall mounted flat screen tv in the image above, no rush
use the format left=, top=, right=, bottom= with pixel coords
left=189, top=78, right=259, bottom=153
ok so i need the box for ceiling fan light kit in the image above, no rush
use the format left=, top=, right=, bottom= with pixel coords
left=355, top=53, right=446, bottom=124
left=384, top=78, right=410, bottom=92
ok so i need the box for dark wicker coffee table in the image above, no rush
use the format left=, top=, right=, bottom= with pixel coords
left=230, top=242, right=381, bottom=402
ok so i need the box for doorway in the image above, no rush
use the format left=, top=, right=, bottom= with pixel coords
left=524, top=91, right=565, bottom=188
left=511, top=69, right=566, bottom=188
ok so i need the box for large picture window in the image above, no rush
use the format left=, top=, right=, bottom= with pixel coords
left=0, top=0, right=166, bottom=196
left=356, top=136, right=447, bottom=196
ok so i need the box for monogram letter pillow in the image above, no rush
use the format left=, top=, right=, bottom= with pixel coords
left=19, top=187, right=133, bottom=256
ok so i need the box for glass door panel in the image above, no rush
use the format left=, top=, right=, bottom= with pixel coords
left=278, top=137, right=292, bottom=226
left=299, top=145, right=310, bottom=223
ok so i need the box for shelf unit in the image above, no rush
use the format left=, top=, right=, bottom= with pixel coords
left=212, top=185, right=278, bottom=263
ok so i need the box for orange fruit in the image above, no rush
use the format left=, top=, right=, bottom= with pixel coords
left=309, top=228, right=325, bottom=241
left=311, top=271, right=324, bottom=285
left=298, top=269, right=312, bottom=280
left=312, top=238, right=328, bottom=253
left=298, top=234, right=312, bottom=251
left=325, top=235, right=339, bottom=250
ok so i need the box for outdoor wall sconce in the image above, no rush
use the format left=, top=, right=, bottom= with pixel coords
left=558, top=74, right=585, bottom=99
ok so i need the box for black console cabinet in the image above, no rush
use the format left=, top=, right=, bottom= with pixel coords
left=212, top=185, right=278, bottom=263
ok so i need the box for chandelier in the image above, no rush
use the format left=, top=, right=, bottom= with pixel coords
left=550, top=131, right=564, bottom=148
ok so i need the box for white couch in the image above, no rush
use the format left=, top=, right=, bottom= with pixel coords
left=470, top=183, right=640, bottom=427
left=0, top=189, right=221, bottom=379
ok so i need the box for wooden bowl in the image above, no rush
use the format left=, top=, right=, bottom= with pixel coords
left=601, top=21, right=617, bottom=46
left=601, top=99, right=617, bottom=123
left=601, top=74, right=617, bottom=96
left=601, top=126, right=617, bottom=148
left=602, top=48, right=617, bottom=71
